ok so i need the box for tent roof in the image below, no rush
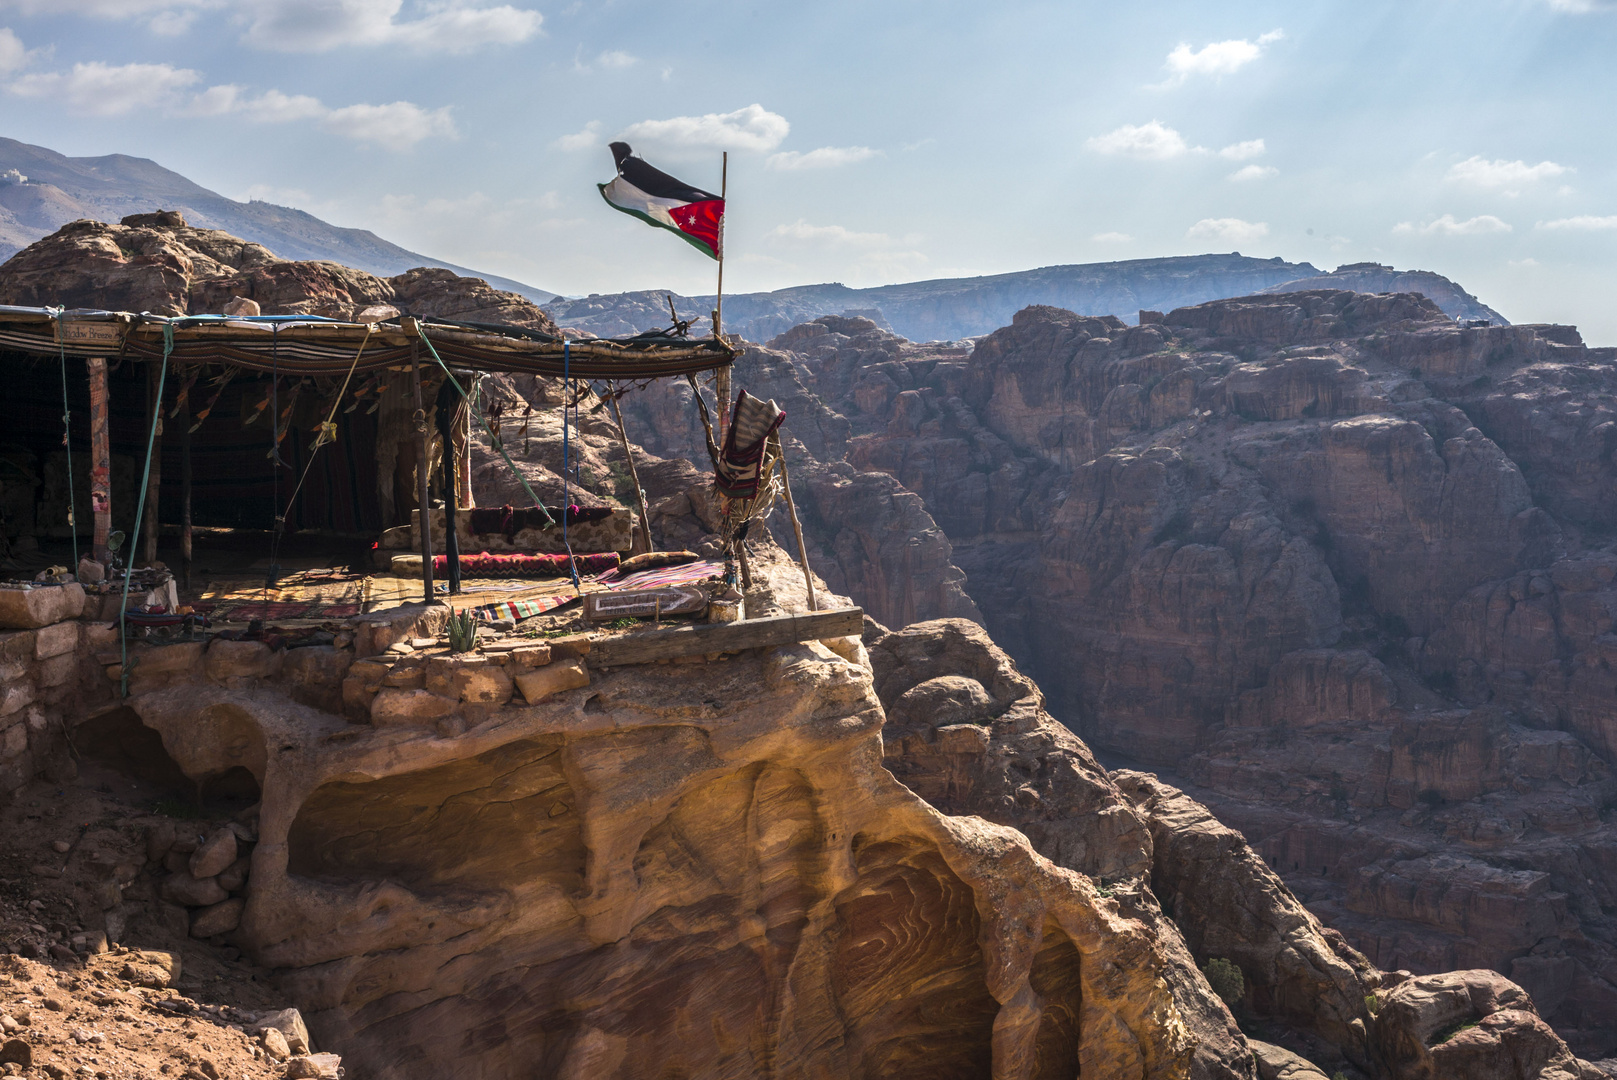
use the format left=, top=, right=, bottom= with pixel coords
left=0, top=306, right=737, bottom=379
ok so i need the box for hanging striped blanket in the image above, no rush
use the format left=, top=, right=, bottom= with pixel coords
left=715, top=391, right=785, bottom=499
left=595, top=558, right=724, bottom=589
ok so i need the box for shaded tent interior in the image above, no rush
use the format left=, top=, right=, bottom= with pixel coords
left=0, top=311, right=736, bottom=581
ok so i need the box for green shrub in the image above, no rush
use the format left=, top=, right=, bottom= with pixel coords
left=1202, top=957, right=1244, bottom=1006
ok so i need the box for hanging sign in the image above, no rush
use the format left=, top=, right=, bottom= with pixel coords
left=584, top=585, right=708, bottom=622
left=57, top=320, right=125, bottom=348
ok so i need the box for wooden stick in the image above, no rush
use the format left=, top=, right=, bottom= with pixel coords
left=410, top=344, right=435, bottom=603
left=143, top=361, right=162, bottom=565
left=714, top=150, right=726, bottom=340
left=437, top=376, right=462, bottom=595
left=180, top=393, right=192, bottom=590
left=606, top=384, right=652, bottom=555
left=773, top=434, right=816, bottom=612
left=87, top=357, right=110, bottom=565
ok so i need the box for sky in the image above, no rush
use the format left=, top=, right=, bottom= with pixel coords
left=1, top=0, right=1616, bottom=341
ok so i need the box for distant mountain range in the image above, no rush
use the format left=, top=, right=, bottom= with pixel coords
left=545, top=256, right=1509, bottom=343
left=0, top=137, right=558, bottom=304
left=0, top=137, right=1509, bottom=343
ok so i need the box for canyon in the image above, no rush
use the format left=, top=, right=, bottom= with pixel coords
left=0, top=214, right=1611, bottom=1077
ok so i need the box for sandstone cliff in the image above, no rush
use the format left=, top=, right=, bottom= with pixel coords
left=740, top=292, right=1617, bottom=1057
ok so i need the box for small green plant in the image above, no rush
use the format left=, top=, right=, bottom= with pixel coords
left=152, top=799, right=205, bottom=820
left=607, top=617, right=637, bottom=630
left=1093, top=878, right=1114, bottom=899
left=447, top=609, right=479, bottom=653
left=1364, top=992, right=1381, bottom=1017
left=1334, top=1072, right=1351, bottom=1080
left=1432, top=1020, right=1477, bottom=1044
left=1202, top=957, right=1244, bottom=1006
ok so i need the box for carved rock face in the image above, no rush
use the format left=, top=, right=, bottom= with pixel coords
left=127, top=630, right=1216, bottom=1080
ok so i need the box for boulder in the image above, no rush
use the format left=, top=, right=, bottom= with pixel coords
left=283, top=1053, right=342, bottom=1079
left=1250, top=1041, right=1331, bottom=1080
left=1373, top=970, right=1603, bottom=1080
left=31, top=621, right=78, bottom=659
left=190, top=897, right=244, bottom=938
left=0, top=584, right=84, bottom=629
left=205, top=639, right=276, bottom=681
left=188, top=826, right=238, bottom=879
left=513, top=658, right=589, bottom=704
left=369, top=688, right=457, bottom=726
left=159, top=872, right=228, bottom=907
left=257, top=1009, right=311, bottom=1055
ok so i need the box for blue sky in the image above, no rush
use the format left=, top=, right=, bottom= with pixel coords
left=2, top=0, right=1615, bottom=341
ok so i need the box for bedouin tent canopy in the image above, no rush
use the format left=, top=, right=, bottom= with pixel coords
left=0, top=306, right=737, bottom=379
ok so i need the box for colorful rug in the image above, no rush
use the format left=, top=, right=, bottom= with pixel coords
left=468, top=592, right=581, bottom=623
left=597, top=558, right=725, bottom=590
left=196, top=569, right=368, bottom=622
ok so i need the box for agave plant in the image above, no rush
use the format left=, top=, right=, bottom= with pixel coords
left=447, top=609, right=479, bottom=653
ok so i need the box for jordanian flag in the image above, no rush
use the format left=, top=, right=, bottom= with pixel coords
left=598, top=142, right=725, bottom=260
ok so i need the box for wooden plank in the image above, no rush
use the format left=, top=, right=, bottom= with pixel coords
left=590, top=607, right=864, bottom=667
left=584, top=585, right=706, bottom=622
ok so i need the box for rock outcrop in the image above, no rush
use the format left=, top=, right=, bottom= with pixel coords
left=0, top=216, right=557, bottom=329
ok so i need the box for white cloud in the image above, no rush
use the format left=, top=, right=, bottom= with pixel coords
left=1543, top=0, right=1615, bottom=10
left=619, top=103, right=789, bottom=154
left=186, top=82, right=448, bottom=147
left=1227, top=164, right=1277, bottom=182
left=0, top=28, right=29, bottom=74
left=595, top=49, right=637, bottom=68
left=1086, top=120, right=1195, bottom=160
left=8, top=61, right=200, bottom=115
left=1510, top=257, right=1540, bottom=267
left=321, top=101, right=455, bottom=149
left=1446, top=155, right=1568, bottom=195
left=552, top=120, right=600, bottom=151
left=0, top=0, right=209, bottom=13
left=1091, top=231, right=1133, bottom=243
left=238, top=0, right=541, bottom=53
left=766, top=146, right=879, bottom=170
left=148, top=8, right=200, bottom=33
left=1159, top=29, right=1283, bottom=85
left=1219, top=138, right=1265, bottom=160
left=1186, top=217, right=1269, bottom=244
left=1539, top=215, right=1617, bottom=230
left=1395, top=214, right=1513, bottom=236
left=769, top=220, right=894, bottom=248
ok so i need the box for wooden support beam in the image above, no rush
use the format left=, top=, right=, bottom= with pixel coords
left=774, top=434, right=817, bottom=612
left=588, top=607, right=863, bottom=668
left=143, top=360, right=162, bottom=565
left=436, top=375, right=462, bottom=595
left=410, top=345, right=435, bottom=603
left=180, top=395, right=193, bottom=590
left=87, top=357, right=111, bottom=565
left=607, top=385, right=652, bottom=555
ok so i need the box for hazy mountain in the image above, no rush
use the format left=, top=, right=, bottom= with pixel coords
left=0, top=137, right=557, bottom=304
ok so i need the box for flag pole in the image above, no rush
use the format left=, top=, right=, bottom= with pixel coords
left=714, top=150, right=727, bottom=340
left=713, top=150, right=730, bottom=447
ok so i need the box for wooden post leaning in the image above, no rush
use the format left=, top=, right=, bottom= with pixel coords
left=607, top=384, right=652, bottom=555
left=87, top=357, right=111, bottom=565
left=410, top=343, right=435, bottom=603
left=772, top=433, right=817, bottom=612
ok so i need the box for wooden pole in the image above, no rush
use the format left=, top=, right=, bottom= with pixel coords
left=142, top=361, right=162, bottom=566
left=87, top=357, right=111, bottom=566
left=180, top=393, right=193, bottom=590
left=714, top=150, right=726, bottom=340
left=436, top=375, right=462, bottom=595
left=410, top=345, right=435, bottom=603
left=773, top=435, right=817, bottom=612
left=606, top=384, right=652, bottom=555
